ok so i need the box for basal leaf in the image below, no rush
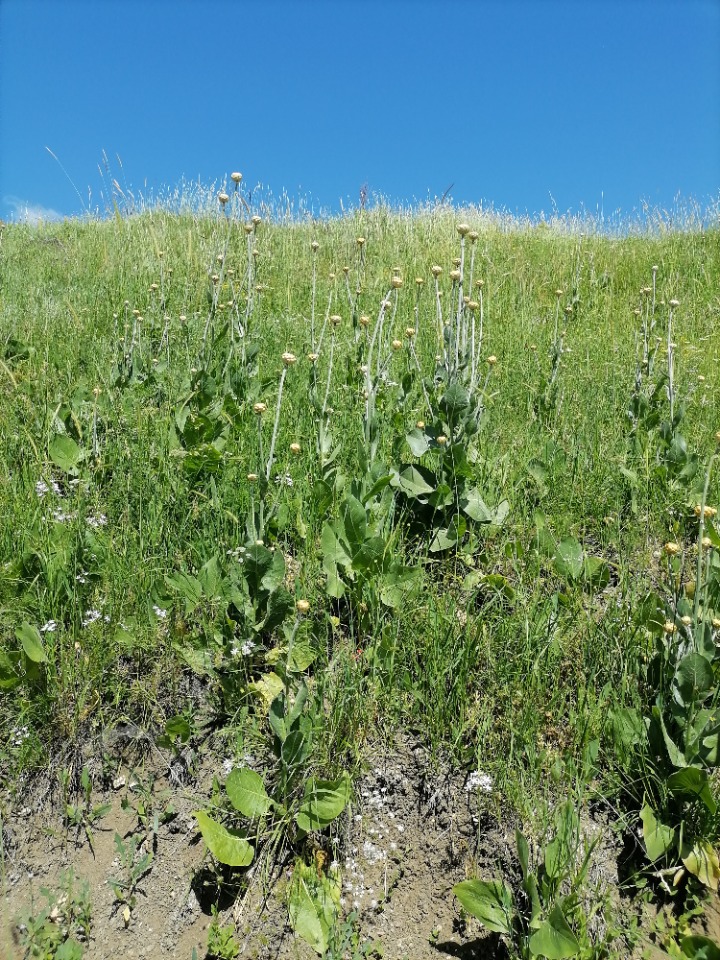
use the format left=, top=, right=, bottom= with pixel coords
left=225, top=768, right=271, bottom=818
left=49, top=434, right=82, bottom=473
left=16, top=622, right=47, bottom=663
left=453, top=878, right=513, bottom=935
left=295, top=774, right=351, bottom=833
left=641, top=804, right=676, bottom=862
left=193, top=811, right=254, bottom=866
left=528, top=905, right=581, bottom=959
left=682, top=841, right=720, bottom=890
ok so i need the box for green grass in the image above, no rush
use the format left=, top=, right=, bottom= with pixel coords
left=1, top=196, right=720, bottom=954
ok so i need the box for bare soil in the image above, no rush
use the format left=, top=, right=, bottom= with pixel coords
left=1, top=732, right=705, bottom=960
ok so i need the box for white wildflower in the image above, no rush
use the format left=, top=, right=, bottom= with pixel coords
left=40, top=620, right=57, bottom=633
left=465, top=770, right=493, bottom=794
left=82, top=609, right=102, bottom=627
left=35, top=480, right=50, bottom=498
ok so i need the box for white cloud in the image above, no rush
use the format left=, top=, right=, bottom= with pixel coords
left=4, top=195, right=64, bottom=224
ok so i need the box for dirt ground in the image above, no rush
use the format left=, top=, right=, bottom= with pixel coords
left=2, top=732, right=715, bottom=960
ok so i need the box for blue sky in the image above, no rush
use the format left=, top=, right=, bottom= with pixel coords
left=1, top=0, right=718, bottom=224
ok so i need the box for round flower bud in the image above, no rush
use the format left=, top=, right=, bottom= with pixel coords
left=564, top=305, right=573, bottom=315
left=431, top=265, right=443, bottom=278
left=663, top=621, right=676, bottom=634
left=290, top=442, right=301, bottom=455
left=415, top=277, right=424, bottom=286
left=256, top=539, right=264, bottom=546
left=469, top=231, right=479, bottom=242
left=452, top=258, right=461, bottom=267
left=218, top=192, right=230, bottom=205
left=296, top=599, right=310, bottom=615
left=253, top=402, right=267, bottom=415
left=681, top=615, right=693, bottom=626
left=231, top=171, right=242, bottom=183
left=150, top=282, right=159, bottom=292
left=391, top=276, right=403, bottom=289
left=449, top=270, right=461, bottom=282
left=695, top=505, right=718, bottom=519
left=436, top=435, right=447, bottom=446
left=211, top=274, right=220, bottom=284
left=701, top=536, right=712, bottom=549
left=311, top=240, right=319, bottom=252
left=698, top=375, right=706, bottom=383
left=307, top=352, right=319, bottom=363
left=252, top=215, right=262, bottom=225
left=664, top=542, right=680, bottom=555
left=356, top=236, right=366, bottom=246
left=416, top=420, right=425, bottom=430
left=247, top=472, right=258, bottom=481
left=330, top=314, right=342, bottom=326
left=487, top=355, right=497, bottom=365
left=475, top=279, right=484, bottom=289
left=713, top=618, right=720, bottom=629
left=282, top=352, right=297, bottom=365
left=405, top=327, right=416, bottom=338
left=391, top=339, right=403, bottom=351
left=457, top=223, right=470, bottom=237
left=555, top=288, right=564, bottom=298
left=359, top=315, right=370, bottom=327
left=669, top=299, right=680, bottom=308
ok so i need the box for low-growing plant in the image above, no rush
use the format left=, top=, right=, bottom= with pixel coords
left=454, top=800, right=607, bottom=959
left=15, top=868, right=91, bottom=960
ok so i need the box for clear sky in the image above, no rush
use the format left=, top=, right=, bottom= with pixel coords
left=1, top=0, right=719, bottom=224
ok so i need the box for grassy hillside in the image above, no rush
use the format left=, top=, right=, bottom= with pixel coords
left=1, top=199, right=720, bottom=957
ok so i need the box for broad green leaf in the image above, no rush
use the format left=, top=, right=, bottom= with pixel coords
left=165, top=571, right=202, bottom=612
left=295, top=774, right=351, bottom=833
left=676, top=654, right=715, bottom=703
left=528, top=905, right=581, bottom=958
left=667, top=767, right=717, bottom=814
left=193, top=811, right=254, bottom=866
left=341, top=496, right=368, bottom=552
left=0, top=649, right=21, bottom=690
left=682, top=842, right=720, bottom=890
left=321, top=523, right=351, bottom=568
left=261, top=549, right=286, bottom=593
left=49, top=434, right=82, bottom=473
left=16, top=622, right=47, bottom=663
left=352, top=536, right=386, bottom=573
left=640, top=804, right=676, bottom=862
left=226, top=768, right=271, bottom=818
left=453, top=879, right=513, bottom=935
left=460, top=487, right=493, bottom=522
left=391, top=464, right=436, bottom=498
left=440, top=382, right=470, bottom=421
left=406, top=428, right=430, bottom=457
left=282, top=729, right=311, bottom=772
left=681, top=935, right=720, bottom=959
left=198, top=556, right=221, bottom=598
left=247, top=671, right=285, bottom=706
left=287, top=863, right=339, bottom=955
left=554, top=538, right=584, bottom=580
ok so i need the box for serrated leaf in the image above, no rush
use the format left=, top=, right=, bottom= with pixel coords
left=193, top=810, right=254, bottom=866
left=15, top=622, right=47, bottom=663
left=453, top=879, right=513, bottom=935
left=226, top=768, right=271, bottom=818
